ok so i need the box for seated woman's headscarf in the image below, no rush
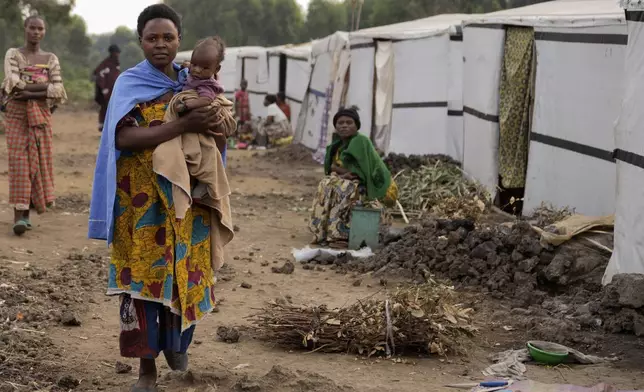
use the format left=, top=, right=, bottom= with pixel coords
left=333, top=106, right=361, bottom=130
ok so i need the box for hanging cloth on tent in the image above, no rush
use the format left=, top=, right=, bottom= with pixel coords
left=498, top=27, right=535, bottom=189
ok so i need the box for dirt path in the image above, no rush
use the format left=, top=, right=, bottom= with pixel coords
left=0, top=110, right=642, bottom=391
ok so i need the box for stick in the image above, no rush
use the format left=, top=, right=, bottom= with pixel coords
left=582, top=237, right=613, bottom=253
left=12, top=327, right=45, bottom=335
left=396, top=200, right=409, bottom=224
left=491, top=206, right=516, bottom=221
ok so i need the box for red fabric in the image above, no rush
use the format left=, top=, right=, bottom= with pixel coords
left=278, top=102, right=291, bottom=121
left=234, top=90, right=250, bottom=122
left=5, top=99, right=55, bottom=212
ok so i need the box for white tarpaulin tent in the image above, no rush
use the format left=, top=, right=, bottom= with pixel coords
left=604, top=1, right=644, bottom=283
left=268, top=43, right=313, bottom=132
left=176, top=46, right=244, bottom=100
left=347, top=14, right=476, bottom=159
left=235, top=46, right=271, bottom=118
left=461, top=0, right=625, bottom=217
left=294, top=32, right=350, bottom=162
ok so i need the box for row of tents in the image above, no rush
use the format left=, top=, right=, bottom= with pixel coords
left=176, top=0, right=644, bottom=283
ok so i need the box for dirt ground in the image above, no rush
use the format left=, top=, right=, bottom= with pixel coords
left=0, top=110, right=642, bottom=392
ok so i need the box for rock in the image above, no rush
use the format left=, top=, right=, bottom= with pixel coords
left=217, top=326, right=241, bottom=343
left=115, top=361, right=132, bottom=374
left=57, top=375, right=80, bottom=389
left=511, top=250, right=525, bottom=263
left=613, top=274, right=644, bottom=309
left=634, top=312, right=644, bottom=337
left=261, top=261, right=269, bottom=267
left=271, top=261, right=295, bottom=275
left=233, top=225, right=240, bottom=232
left=383, top=227, right=405, bottom=245
left=61, top=311, right=82, bottom=327
left=316, top=253, right=337, bottom=265
left=352, top=279, right=362, bottom=287
left=240, top=282, right=252, bottom=289
left=518, top=257, right=539, bottom=273
left=470, top=241, right=497, bottom=259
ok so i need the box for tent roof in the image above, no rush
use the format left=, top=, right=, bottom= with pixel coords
left=464, top=0, right=624, bottom=28
left=175, top=46, right=259, bottom=62
left=311, top=31, right=349, bottom=57
left=268, top=42, right=313, bottom=60
left=352, top=14, right=478, bottom=40
left=621, top=0, right=644, bottom=9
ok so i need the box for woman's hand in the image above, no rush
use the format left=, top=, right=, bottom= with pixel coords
left=13, top=91, right=34, bottom=101
left=14, top=90, right=47, bottom=101
left=181, top=106, right=219, bottom=136
left=341, top=172, right=358, bottom=180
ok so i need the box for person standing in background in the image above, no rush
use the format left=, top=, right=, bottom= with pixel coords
left=2, top=15, right=67, bottom=235
left=234, top=79, right=250, bottom=127
left=93, top=44, right=121, bottom=132
left=277, top=91, right=291, bottom=122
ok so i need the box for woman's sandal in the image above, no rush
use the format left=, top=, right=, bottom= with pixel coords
left=12, top=220, right=28, bottom=236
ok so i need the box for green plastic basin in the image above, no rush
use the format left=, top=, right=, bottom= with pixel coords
left=527, top=340, right=569, bottom=365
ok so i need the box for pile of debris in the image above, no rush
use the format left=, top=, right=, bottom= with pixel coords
left=395, top=162, right=489, bottom=221
left=263, top=144, right=317, bottom=165
left=249, top=283, right=476, bottom=356
left=383, top=153, right=460, bottom=175
left=595, top=274, right=644, bottom=336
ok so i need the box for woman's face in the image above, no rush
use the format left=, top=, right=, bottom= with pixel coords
left=140, top=18, right=180, bottom=70
left=336, top=116, right=358, bottom=139
left=25, top=18, right=46, bottom=46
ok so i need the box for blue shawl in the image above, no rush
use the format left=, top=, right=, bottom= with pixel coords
left=88, top=60, right=228, bottom=243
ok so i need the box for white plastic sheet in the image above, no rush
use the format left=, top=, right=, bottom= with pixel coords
left=347, top=38, right=375, bottom=137
left=464, top=0, right=624, bottom=28
left=604, top=13, right=644, bottom=283
left=462, top=26, right=505, bottom=192
left=286, top=58, right=312, bottom=131
left=523, top=25, right=624, bottom=216
left=447, top=40, right=465, bottom=162
left=291, top=246, right=374, bottom=263
left=373, top=40, right=394, bottom=152
left=387, top=36, right=450, bottom=155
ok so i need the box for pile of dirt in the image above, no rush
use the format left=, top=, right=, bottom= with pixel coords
left=300, top=218, right=624, bottom=345
left=263, top=144, right=317, bottom=165
left=383, top=153, right=460, bottom=175
left=314, top=219, right=606, bottom=298
left=594, top=274, right=644, bottom=337
left=0, top=252, right=107, bottom=390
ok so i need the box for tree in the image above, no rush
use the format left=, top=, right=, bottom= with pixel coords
left=304, top=0, right=347, bottom=40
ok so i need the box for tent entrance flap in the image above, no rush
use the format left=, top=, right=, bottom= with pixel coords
left=496, top=26, right=536, bottom=214
left=373, top=40, right=395, bottom=152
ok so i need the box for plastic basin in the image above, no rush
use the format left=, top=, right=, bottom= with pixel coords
left=527, top=340, right=569, bottom=365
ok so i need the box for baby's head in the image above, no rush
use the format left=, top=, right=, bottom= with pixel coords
left=190, top=36, right=226, bottom=80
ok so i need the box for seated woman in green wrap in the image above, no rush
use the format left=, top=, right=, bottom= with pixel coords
left=309, top=107, right=397, bottom=246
